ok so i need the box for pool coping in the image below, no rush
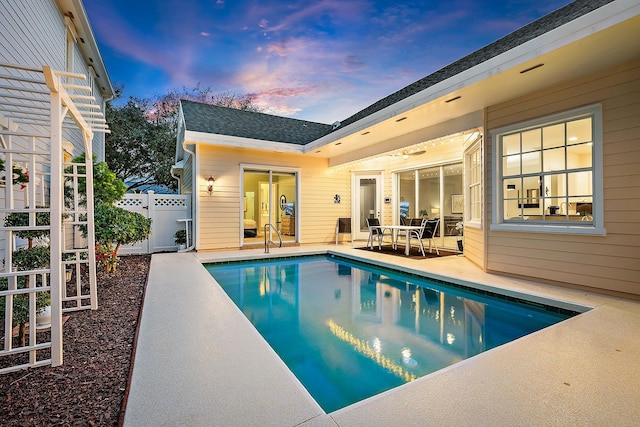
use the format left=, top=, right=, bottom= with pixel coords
left=124, top=245, right=640, bottom=426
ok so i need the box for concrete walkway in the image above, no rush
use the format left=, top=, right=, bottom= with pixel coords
left=123, top=246, right=640, bottom=426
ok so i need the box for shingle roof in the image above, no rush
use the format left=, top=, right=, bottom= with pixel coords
left=335, top=0, right=615, bottom=130
left=181, top=99, right=333, bottom=145
left=181, top=0, right=614, bottom=145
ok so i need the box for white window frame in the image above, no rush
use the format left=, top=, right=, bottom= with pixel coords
left=464, top=139, right=482, bottom=229
left=491, top=104, right=605, bottom=236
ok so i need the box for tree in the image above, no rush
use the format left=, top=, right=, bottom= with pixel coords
left=65, top=153, right=127, bottom=205
left=105, top=84, right=263, bottom=192
left=105, top=97, right=175, bottom=192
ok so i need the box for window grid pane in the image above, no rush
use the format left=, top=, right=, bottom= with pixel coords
left=499, top=113, right=594, bottom=223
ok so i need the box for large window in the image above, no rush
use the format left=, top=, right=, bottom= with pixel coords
left=492, top=104, right=604, bottom=235
left=395, top=163, right=463, bottom=248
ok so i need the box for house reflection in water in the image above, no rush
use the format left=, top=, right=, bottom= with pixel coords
left=209, top=256, right=571, bottom=412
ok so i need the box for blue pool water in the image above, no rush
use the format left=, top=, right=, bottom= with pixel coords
left=206, top=255, right=576, bottom=413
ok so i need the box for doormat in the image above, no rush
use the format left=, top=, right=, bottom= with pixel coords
left=356, top=245, right=459, bottom=260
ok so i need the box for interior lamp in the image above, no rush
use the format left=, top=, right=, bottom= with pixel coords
left=207, top=176, right=215, bottom=195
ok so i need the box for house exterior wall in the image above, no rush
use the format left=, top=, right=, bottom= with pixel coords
left=181, top=154, right=193, bottom=195
left=195, top=145, right=350, bottom=250
left=0, top=0, right=107, bottom=162
left=485, top=58, right=640, bottom=296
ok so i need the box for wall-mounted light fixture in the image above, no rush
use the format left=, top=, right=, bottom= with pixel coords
left=207, top=176, right=215, bottom=195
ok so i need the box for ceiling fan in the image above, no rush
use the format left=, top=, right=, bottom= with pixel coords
left=402, top=150, right=426, bottom=159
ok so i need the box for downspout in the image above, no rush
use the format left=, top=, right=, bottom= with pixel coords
left=182, top=140, right=197, bottom=252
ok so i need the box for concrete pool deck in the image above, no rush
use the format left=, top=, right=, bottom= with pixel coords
left=123, top=245, right=640, bottom=426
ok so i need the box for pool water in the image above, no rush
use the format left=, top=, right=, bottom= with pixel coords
left=206, top=255, right=575, bottom=413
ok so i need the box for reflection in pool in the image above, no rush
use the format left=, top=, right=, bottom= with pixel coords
left=206, top=255, right=576, bottom=413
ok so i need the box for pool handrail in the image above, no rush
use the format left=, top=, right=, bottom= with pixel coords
left=264, top=223, right=283, bottom=253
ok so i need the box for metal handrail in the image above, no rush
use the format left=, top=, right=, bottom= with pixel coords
left=264, top=223, right=283, bottom=253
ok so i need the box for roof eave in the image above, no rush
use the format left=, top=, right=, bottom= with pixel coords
left=307, top=0, right=636, bottom=151
left=184, top=130, right=306, bottom=154
left=57, top=0, right=115, bottom=99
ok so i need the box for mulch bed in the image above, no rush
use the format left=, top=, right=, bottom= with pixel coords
left=356, top=245, right=459, bottom=259
left=0, top=255, right=150, bottom=426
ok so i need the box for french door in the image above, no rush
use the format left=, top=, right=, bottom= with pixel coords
left=353, top=173, right=382, bottom=241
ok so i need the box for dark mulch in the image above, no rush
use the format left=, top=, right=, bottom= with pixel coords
left=356, top=245, right=459, bottom=259
left=0, top=255, right=150, bottom=426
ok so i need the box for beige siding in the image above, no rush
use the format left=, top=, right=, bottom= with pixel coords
left=193, top=136, right=468, bottom=251
left=485, top=58, right=640, bottom=296
left=195, top=145, right=350, bottom=250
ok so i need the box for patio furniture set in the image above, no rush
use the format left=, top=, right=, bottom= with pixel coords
left=366, top=217, right=440, bottom=256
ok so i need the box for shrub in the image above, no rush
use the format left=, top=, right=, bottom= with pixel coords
left=174, top=229, right=187, bottom=245
left=81, top=203, right=151, bottom=271
left=3, top=207, right=50, bottom=247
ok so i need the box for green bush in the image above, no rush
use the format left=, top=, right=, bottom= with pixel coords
left=174, top=229, right=187, bottom=245
left=81, top=203, right=152, bottom=271
left=0, top=246, right=52, bottom=345
left=65, top=153, right=127, bottom=206
left=3, top=207, right=50, bottom=246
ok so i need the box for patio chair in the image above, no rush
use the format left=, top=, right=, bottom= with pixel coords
left=366, top=217, right=392, bottom=250
left=395, top=216, right=412, bottom=246
left=335, top=217, right=353, bottom=245
left=408, top=218, right=440, bottom=256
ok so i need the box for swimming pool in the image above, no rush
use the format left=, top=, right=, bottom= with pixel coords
left=206, top=255, right=577, bottom=413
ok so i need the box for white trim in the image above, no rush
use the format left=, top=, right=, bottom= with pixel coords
left=464, top=138, right=482, bottom=229
left=490, top=223, right=606, bottom=236
left=186, top=130, right=306, bottom=154
left=239, top=164, right=302, bottom=245
left=307, top=0, right=639, bottom=150
left=491, top=104, right=605, bottom=236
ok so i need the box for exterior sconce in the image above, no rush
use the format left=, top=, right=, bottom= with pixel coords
left=207, top=176, right=215, bottom=195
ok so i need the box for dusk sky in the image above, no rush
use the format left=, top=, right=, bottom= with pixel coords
left=84, top=0, right=571, bottom=123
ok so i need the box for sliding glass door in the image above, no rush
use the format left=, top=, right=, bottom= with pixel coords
left=396, top=163, right=462, bottom=249
left=242, top=168, right=298, bottom=245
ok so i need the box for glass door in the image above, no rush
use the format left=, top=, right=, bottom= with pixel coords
left=243, top=169, right=298, bottom=245
left=397, top=162, right=463, bottom=250
left=353, top=173, right=382, bottom=241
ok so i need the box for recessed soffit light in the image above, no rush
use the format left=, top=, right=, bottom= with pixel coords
left=520, top=63, right=544, bottom=74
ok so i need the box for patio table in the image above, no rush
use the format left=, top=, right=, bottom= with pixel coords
left=378, top=225, right=423, bottom=255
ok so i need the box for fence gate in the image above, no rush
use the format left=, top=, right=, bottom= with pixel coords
left=115, top=193, right=190, bottom=255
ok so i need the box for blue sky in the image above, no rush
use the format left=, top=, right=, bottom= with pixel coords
left=85, top=0, right=570, bottom=123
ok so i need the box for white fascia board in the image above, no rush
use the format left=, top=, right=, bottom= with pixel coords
left=306, top=0, right=639, bottom=152
left=184, top=130, right=306, bottom=154
left=62, top=0, right=114, bottom=98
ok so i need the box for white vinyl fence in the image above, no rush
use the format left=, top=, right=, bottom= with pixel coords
left=115, top=193, right=190, bottom=254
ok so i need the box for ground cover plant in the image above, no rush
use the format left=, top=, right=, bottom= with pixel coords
left=0, top=254, right=150, bottom=426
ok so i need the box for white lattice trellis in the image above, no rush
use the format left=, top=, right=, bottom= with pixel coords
left=0, top=63, right=105, bottom=374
